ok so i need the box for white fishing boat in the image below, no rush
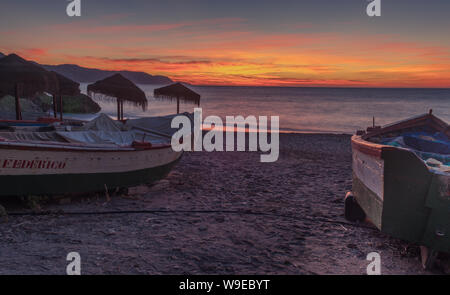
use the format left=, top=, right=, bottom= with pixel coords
left=0, top=113, right=191, bottom=196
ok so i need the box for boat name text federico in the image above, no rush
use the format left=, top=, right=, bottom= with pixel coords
left=1, top=159, right=67, bottom=170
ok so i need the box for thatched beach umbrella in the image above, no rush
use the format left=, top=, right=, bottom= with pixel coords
left=87, top=73, right=147, bottom=121
left=52, top=72, right=81, bottom=120
left=0, top=54, right=60, bottom=120
left=0, top=54, right=60, bottom=97
left=0, top=54, right=80, bottom=121
left=54, top=72, right=80, bottom=96
left=154, top=83, right=200, bottom=114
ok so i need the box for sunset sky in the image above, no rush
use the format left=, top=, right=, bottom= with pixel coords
left=1, top=0, right=450, bottom=87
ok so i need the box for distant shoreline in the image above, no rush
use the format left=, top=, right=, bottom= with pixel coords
left=191, top=85, right=450, bottom=90
left=201, top=125, right=352, bottom=136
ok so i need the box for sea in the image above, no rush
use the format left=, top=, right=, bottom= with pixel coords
left=73, top=84, right=450, bottom=134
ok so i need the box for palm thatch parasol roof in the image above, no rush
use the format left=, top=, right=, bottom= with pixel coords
left=87, top=73, right=148, bottom=110
left=154, top=83, right=201, bottom=106
left=0, top=54, right=59, bottom=97
left=53, top=71, right=80, bottom=96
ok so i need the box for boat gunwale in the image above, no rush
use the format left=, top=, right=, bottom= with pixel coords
left=361, top=112, right=449, bottom=141
left=353, top=112, right=449, bottom=158
left=351, top=135, right=395, bottom=159
left=0, top=140, right=173, bottom=152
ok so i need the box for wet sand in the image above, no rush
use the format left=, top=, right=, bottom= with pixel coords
left=0, top=133, right=448, bottom=274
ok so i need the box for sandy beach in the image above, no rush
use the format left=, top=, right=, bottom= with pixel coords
left=0, top=133, right=448, bottom=275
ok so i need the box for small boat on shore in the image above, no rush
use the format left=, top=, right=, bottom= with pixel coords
left=346, top=110, right=449, bottom=268
left=0, top=113, right=187, bottom=196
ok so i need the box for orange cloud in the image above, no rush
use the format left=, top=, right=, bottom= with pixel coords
left=2, top=18, right=450, bottom=87
left=15, top=48, right=48, bottom=60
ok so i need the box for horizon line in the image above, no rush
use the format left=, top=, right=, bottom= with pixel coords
left=187, top=84, right=450, bottom=89
left=3, top=52, right=450, bottom=89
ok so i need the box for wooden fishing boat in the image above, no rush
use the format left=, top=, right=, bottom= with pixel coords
left=346, top=110, right=449, bottom=268
left=0, top=114, right=183, bottom=196
left=0, top=140, right=181, bottom=196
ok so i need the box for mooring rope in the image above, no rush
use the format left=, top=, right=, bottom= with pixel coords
left=4, top=209, right=377, bottom=231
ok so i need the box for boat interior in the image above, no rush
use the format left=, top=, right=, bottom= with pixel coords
left=0, top=113, right=190, bottom=150
left=363, top=112, right=449, bottom=174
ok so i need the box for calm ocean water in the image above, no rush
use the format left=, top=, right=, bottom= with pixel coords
left=75, top=84, right=450, bottom=134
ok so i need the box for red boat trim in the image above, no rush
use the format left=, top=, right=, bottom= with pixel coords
left=351, top=135, right=396, bottom=159
left=0, top=141, right=172, bottom=152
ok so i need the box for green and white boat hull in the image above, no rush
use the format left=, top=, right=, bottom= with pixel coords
left=351, top=113, right=449, bottom=255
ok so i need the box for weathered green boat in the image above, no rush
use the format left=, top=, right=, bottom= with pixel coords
left=346, top=111, right=449, bottom=268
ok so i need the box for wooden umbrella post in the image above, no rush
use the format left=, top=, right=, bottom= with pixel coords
left=120, top=100, right=124, bottom=120
left=59, top=94, right=63, bottom=121
left=53, top=94, right=57, bottom=118
left=116, top=99, right=124, bottom=121
left=117, top=99, right=121, bottom=121
left=14, top=83, right=22, bottom=121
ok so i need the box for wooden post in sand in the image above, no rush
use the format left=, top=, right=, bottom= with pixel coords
left=59, top=94, right=63, bottom=121
left=117, top=99, right=121, bottom=120
left=120, top=100, right=124, bottom=120
left=14, top=83, right=22, bottom=121
left=53, top=94, right=57, bottom=118
left=117, top=99, right=124, bottom=121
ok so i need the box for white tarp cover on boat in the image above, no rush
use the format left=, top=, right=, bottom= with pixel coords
left=81, top=113, right=126, bottom=132
left=0, top=113, right=172, bottom=147
left=0, top=130, right=64, bottom=142
left=58, top=113, right=169, bottom=146
left=125, top=112, right=194, bottom=137
left=0, top=129, right=168, bottom=147
left=56, top=130, right=163, bottom=146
